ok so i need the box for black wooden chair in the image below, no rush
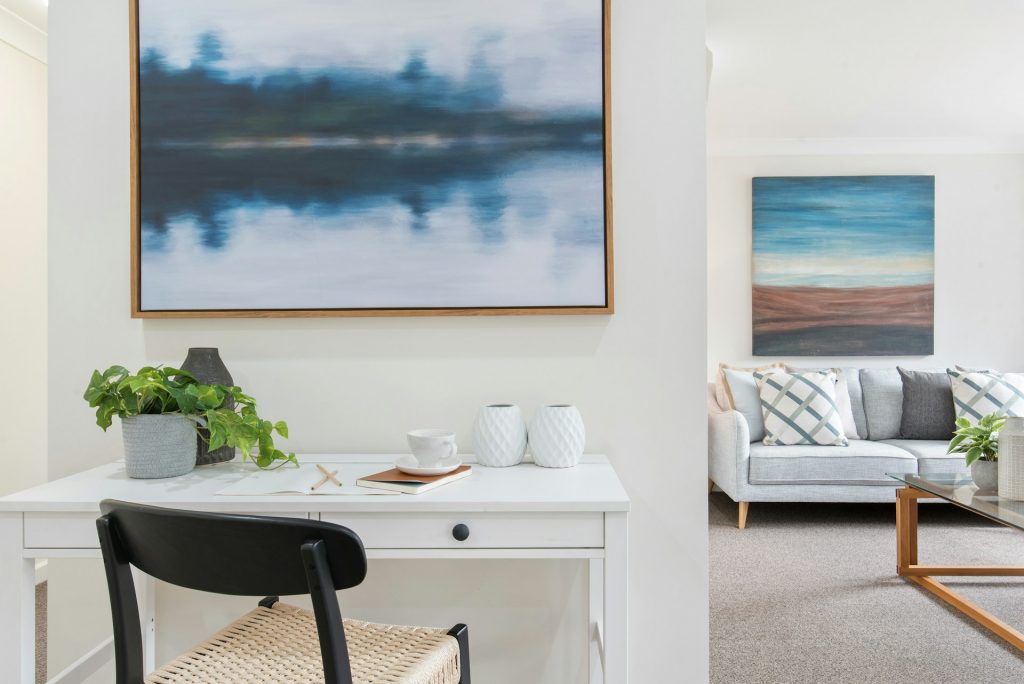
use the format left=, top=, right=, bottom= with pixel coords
left=96, top=499, right=470, bottom=683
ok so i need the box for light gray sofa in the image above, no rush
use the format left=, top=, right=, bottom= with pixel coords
left=708, top=367, right=968, bottom=528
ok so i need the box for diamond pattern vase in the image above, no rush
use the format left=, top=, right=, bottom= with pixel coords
left=529, top=405, right=585, bottom=468
left=473, top=404, right=528, bottom=467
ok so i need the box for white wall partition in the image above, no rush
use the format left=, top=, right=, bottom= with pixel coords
left=47, top=1, right=709, bottom=682
left=0, top=13, right=47, bottom=497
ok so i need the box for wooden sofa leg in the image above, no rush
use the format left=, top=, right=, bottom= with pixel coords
left=708, top=478, right=714, bottom=494
left=737, top=501, right=749, bottom=530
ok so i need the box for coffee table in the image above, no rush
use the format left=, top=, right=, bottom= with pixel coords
left=888, top=473, right=1024, bottom=651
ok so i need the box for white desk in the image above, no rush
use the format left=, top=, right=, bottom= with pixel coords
left=0, top=454, right=629, bottom=684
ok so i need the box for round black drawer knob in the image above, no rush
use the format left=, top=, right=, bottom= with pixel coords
left=452, top=523, right=470, bottom=542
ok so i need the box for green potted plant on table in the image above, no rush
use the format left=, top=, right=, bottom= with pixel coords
left=947, top=413, right=1005, bottom=492
left=84, top=365, right=295, bottom=479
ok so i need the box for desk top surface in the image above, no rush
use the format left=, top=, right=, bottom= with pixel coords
left=0, top=455, right=629, bottom=514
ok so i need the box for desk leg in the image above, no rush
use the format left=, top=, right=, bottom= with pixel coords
left=0, top=513, right=34, bottom=684
left=132, top=568, right=157, bottom=673
left=589, top=559, right=605, bottom=684
left=604, top=512, right=628, bottom=684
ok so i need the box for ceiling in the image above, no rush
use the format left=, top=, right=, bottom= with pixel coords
left=0, top=0, right=45, bottom=33
left=707, top=0, right=1024, bottom=145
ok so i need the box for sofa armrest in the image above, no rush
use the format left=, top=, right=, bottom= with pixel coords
left=707, top=383, right=750, bottom=501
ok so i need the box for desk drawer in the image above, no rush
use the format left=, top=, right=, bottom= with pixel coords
left=23, top=511, right=312, bottom=549
left=24, top=513, right=99, bottom=549
left=319, top=512, right=603, bottom=549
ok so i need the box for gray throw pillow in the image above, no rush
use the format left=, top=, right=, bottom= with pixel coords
left=898, top=368, right=955, bottom=440
left=860, top=368, right=903, bottom=440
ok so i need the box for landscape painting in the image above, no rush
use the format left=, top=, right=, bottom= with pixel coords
left=132, top=0, right=610, bottom=316
left=752, top=176, right=935, bottom=356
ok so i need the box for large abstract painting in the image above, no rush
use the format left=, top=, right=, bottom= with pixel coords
left=752, top=176, right=935, bottom=356
left=131, top=0, right=611, bottom=317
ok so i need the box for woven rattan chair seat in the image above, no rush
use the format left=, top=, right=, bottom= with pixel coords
left=145, top=602, right=460, bottom=684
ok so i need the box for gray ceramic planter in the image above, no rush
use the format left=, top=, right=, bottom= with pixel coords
left=121, top=414, right=197, bottom=479
left=971, top=460, right=998, bottom=493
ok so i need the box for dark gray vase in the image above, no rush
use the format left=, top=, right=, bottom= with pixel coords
left=180, top=347, right=236, bottom=465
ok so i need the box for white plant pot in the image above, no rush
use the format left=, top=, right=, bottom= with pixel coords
left=121, top=414, right=197, bottom=479
left=998, top=416, right=1024, bottom=500
left=529, top=405, right=585, bottom=468
left=473, top=404, right=527, bottom=467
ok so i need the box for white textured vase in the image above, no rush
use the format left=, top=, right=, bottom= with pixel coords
left=998, top=416, right=1024, bottom=500
left=473, top=404, right=527, bottom=467
left=529, top=405, right=585, bottom=468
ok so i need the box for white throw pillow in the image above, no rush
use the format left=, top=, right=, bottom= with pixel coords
left=722, top=367, right=782, bottom=442
left=947, top=369, right=1024, bottom=423
left=785, top=365, right=860, bottom=439
left=755, top=370, right=849, bottom=447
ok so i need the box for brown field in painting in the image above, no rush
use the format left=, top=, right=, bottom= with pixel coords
left=752, top=284, right=934, bottom=333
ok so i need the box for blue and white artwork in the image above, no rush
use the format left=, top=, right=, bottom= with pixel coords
left=134, top=0, right=609, bottom=314
left=752, top=176, right=935, bottom=356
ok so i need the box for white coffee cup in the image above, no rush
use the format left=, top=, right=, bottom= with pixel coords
left=407, top=429, right=458, bottom=467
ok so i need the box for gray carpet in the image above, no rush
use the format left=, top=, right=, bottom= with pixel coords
left=710, top=493, right=1024, bottom=683
left=36, top=580, right=46, bottom=684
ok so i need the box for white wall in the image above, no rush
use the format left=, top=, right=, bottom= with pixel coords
left=708, top=152, right=1024, bottom=377
left=706, top=0, right=1024, bottom=146
left=0, top=21, right=47, bottom=497
left=47, top=1, right=709, bottom=682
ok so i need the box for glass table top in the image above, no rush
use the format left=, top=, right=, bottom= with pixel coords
left=888, top=473, right=1024, bottom=532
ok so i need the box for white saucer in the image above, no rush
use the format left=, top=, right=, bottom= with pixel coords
left=395, top=454, right=462, bottom=476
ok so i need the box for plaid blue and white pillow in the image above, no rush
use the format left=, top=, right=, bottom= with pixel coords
left=947, top=369, right=1024, bottom=422
left=754, top=370, right=849, bottom=446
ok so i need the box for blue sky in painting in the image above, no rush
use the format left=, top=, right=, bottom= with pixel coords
left=753, top=176, right=935, bottom=288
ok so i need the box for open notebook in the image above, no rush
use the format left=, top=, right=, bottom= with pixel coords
left=216, top=464, right=399, bottom=496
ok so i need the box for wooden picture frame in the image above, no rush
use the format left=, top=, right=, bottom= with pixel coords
left=129, top=0, right=613, bottom=318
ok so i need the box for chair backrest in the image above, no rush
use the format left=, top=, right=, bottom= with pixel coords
left=98, top=499, right=367, bottom=595
left=97, top=499, right=368, bottom=683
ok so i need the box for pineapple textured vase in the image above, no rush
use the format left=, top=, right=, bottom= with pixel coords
left=999, top=416, right=1024, bottom=501
left=529, top=405, right=585, bottom=468
left=473, top=404, right=528, bottom=467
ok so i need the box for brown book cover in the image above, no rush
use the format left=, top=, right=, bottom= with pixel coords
left=356, top=465, right=472, bottom=494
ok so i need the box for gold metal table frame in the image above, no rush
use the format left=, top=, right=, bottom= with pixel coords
left=896, top=486, right=1024, bottom=650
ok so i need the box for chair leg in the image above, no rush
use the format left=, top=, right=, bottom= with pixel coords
left=737, top=501, right=749, bottom=529
left=708, top=478, right=714, bottom=494
left=447, top=624, right=470, bottom=684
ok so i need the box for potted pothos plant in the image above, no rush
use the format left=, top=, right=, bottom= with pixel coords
left=84, top=365, right=296, bottom=479
left=947, top=413, right=1004, bottom=492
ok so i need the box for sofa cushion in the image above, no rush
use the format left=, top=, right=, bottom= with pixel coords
left=785, top=366, right=861, bottom=439
left=860, top=368, right=903, bottom=440
left=715, top=362, right=783, bottom=416
left=722, top=367, right=781, bottom=442
left=947, top=368, right=1024, bottom=422
left=748, top=440, right=916, bottom=485
left=755, top=370, right=848, bottom=446
left=844, top=367, right=868, bottom=441
left=881, top=439, right=969, bottom=478
left=898, top=368, right=955, bottom=440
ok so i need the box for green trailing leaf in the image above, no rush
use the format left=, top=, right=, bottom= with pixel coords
left=949, top=412, right=1004, bottom=465
left=83, top=364, right=296, bottom=470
